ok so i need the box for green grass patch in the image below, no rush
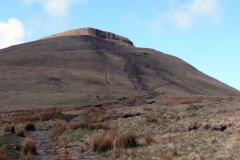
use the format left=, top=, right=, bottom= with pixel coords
left=61, top=129, right=98, bottom=143
left=0, top=134, right=21, bottom=159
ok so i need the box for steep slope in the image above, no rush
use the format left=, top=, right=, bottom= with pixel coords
left=0, top=28, right=239, bottom=110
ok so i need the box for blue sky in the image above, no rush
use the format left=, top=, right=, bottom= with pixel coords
left=1, top=0, right=240, bottom=90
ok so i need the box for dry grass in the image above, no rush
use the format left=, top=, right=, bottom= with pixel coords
left=8, top=107, right=74, bottom=123
left=143, top=107, right=153, bottom=111
left=92, top=131, right=117, bottom=152
left=3, top=123, right=15, bottom=134
left=26, top=152, right=34, bottom=160
left=53, top=122, right=69, bottom=140
left=69, top=122, right=110, bottom=130
left=25, top=122, right=35, bottom=131
left=85, top=104, right=122, bottom=123
left=0, top=148, right=7, bottom=160
left=144, top=136, right=154, bottom=145
left=145, top=116, right=158, bottom=124
left=162, top=97, right=203, bottom=105
left=162, top=96, right=233, bottom=106
left=60, top=153, right=70, bottom=160
left=91, top=131, right=137, bottom=152
left=113, top=133, right=137, bottom=149
left=16, top=128, right=25, bottom=137
left=23, top=138, right=36, bottom=155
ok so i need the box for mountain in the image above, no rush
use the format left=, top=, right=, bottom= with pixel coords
left=0, top=27, right=239, bottom=109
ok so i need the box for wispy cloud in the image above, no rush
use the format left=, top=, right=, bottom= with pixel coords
left=0, top=18, right=25, bottom=49
left=21, top=0, right=88, bottom=17
left=129, top=0, right=222, bottom=34
left=172, top=0, right=221, bottom=29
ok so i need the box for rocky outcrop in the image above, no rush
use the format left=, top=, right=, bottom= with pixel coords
left=42, top=27, right=134, bottom=47
left=87, top=28, right=134, bottom=46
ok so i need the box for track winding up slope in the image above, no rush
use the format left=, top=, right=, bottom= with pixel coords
left=0, top=28, right=239, bottom=109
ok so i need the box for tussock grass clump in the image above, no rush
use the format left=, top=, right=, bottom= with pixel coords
left=91, top=131, right=137, bottom=152
left=53, top=122, right=68, bottom=140
left=144, top=136, right=155, bottom=145
left=16, top=128, right=25, bottom=137
left=92, top=131, right=117, bottom=152
left=25, top=122, right=35, bottom=131
left=3, top=124, right=15, bottom=134
left=26, top=152, right=34, bottom=160
left=113, top=133, right=137, bottom=149
left=23, top=138, right=36, bottom=155
left=0, top=148, right=7, bottom=160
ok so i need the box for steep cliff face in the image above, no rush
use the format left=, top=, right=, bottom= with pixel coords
left=42, top=27, right=134, bottom=46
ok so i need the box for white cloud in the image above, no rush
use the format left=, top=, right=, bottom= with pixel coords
left=173, top=0, right=221, bottom=29
left=0, top=18, right=25, bottom=49
left=21, top=0, right=88, bottom=17
left=133, top=0, right=222, bottom=34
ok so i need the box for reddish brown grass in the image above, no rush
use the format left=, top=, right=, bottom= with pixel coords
left=92, top=131, right=117, bottom=152
left=25, top=122, right=35, bottom=131
left=0, top=148, right=7, bottom=160
left=144, top=136, right=155, bottom=145
left=23, top=138, right=36, bottom=155
left=8, top=107, right=74, bottom=124
left=162, top=97, right=203, bottom=105
left=60, top=154, right=70, bottom=160
left=113, top=133, right=137, bottom=149
left=143, top=107, right=153, bottom=111
left=3, top=123, right=15, bottom=134
left=26, top=152, right=34, bottom=160
left=52, top=122, right=68, bottom=140
left=162, top=96, right=233, bottom=106
left=91, top=131, right=137, bottom=152
left=69, top=122, right=89, bottom=130
left=16, top=128, right=25, bottom=137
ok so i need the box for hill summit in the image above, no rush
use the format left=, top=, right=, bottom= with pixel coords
left=0, top=27, right=239, bottom=109
left=42, top=27, right=134, bottom=46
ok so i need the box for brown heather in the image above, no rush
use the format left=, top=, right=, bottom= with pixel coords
left=23, top=138, right=36, bottom=155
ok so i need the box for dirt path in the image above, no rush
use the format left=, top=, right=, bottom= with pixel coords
left=70, top=152, right=109, bottom=160
left=27, top=130, right=59, bottom=160
left=25, top=114, right=109, bottom=160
